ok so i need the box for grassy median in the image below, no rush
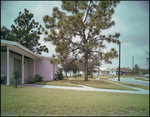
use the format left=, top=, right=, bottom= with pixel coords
left=110, top=81, right=149, bottom=90
left=134, top=77, right=149, bottom=81
left=32, top=76, right=138, bottom=91
left=1, top=86, right=149, bottom=116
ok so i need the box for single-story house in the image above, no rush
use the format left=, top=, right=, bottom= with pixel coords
left=100, top=67, right=111, bottom=76
left=110, top=68, right=117, bottom=75
left=1, top=39, right=58, bottom=85
left=116, top=70, right=129, bottom=75
left=93, top=67, right=117, bottom=76
left=61, top=70, right=84, bottom=77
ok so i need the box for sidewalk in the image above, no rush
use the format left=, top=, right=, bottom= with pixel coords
left=19, top=83, right=149, bottom=94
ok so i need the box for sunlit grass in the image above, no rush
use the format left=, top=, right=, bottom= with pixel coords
left=32, top=75, right=149, bottom=91
left=120, top=75, right=145, bottom=78
left=134, top=78, right=149, bottom=81
left=69, top=80, right=138, bottom=91
left=33, top=80, right=81, bottom=87
left=32, top=76, right=137, bottom=91
left=110, top=81, right=149, bottom=90
left=1, top=86, right=149, bottom=116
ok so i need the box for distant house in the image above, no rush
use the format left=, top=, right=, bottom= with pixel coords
left=92, top=67, right=117, bottom=76
left=1, top=39, right=58, bottom=85
left=99, top=67, right=111, bottom=76
left=116, top=70, right=129, bottom=75
left=110, top=68, right=117, bottom=76
left=61, top=69, right=84, bottom=77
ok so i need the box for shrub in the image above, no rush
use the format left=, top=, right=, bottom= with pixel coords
left=10, top=70, right=21, bottom=87
left=55, top=70, right=64, bottom=80
left=25, top=75, right=44, bottom=83
left=1, top=74, right=6, bottom=81
left=35, top=74, right=44, bottom=82
left=25, top=76, right=36, bottom=84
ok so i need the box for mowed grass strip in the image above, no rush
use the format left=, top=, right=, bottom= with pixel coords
left=134, top=78, right=149, bottom=81
left=68, top=80, right=138, bottom=91
left=1, top=86, right=149, bottom=116
left=33, top=77, right=137, bottom=91
left=120, top=75, right=145, bottom=78
left=33, top=80, right=81, bottom=87
left=110, top=81, right=149, bottom=90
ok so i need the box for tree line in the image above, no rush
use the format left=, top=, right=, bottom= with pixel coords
left=116, top=64, right=149, bottom=76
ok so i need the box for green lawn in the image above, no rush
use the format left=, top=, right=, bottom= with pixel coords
left=1, top=86, right=149, bottom=116
left=33, top=80, right=82, bottom=87
left=134, top=78, right=149, bottom=81
left=110, top=75, right=145, bottom=78
left=32, top=76, right=138, bottom=91
left=109, top=81, right=149, bottom=90
left=33, top=75, right=149, bottom=91
left=68, top=80, right=138, bottom=91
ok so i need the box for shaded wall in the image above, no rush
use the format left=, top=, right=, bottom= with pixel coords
left=35, top=58, right=54, bottom=81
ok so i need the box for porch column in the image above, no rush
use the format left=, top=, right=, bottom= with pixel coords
left=7, top=46, right=9, bottom=85
left=22, top=55, right=24, bottom=84
left=34, top=60, right=35, bottom=76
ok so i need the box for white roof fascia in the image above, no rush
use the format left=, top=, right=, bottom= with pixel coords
left=1, top=39, right=42, bottom=59
left=39, top=55, right=58, bottom=60
left=39, top=55, right=52, bottom=59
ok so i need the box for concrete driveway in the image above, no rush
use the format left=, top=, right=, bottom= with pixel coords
left=109, top=77, right=149, bottom=86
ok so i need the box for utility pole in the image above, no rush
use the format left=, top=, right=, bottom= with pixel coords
left=118, top=43, right=121, bottom=81
left=118, top=41, right=127, bottom=81
left=132, top=56, right=134, bottom=77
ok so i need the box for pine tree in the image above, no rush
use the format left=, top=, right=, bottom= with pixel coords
left=88, top=54, right=101, bottom=78
left=43, top=1, right=120, bottom=81
left=11, top=8, right=48, bottom=55
left=1, top=26, right=17, bottom=41
left=133, top=64, right=140, bottom=76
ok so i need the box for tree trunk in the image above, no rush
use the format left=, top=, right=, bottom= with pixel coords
left=85, top=51, right=88, bottom=81
left=90, top=71, right=93, bottom=78
left=66, top=71, right=67, bottom=77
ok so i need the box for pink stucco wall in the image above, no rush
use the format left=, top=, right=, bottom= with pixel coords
left=35, top=58, right=55, bottom=81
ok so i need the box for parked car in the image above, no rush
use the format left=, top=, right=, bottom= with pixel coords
left=144, top=74, right=149, bottom=78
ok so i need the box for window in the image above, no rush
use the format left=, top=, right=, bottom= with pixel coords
left=14, top=59, right=22, bottom=73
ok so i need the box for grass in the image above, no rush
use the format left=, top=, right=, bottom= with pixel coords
left=134, top=77, right=149, bottom=81
left=32, top=76, right=138, bottom=91
left=110, top=81, right=149, bottom=90
left=110, top=75, right=145, bottom=78
left=32, top=75, right=149, bottom=91
left=33, top=80, right=81, bottom=87
left=1, top=86, right=149, bottom=116
left=68, top=80, right=138, bottom=91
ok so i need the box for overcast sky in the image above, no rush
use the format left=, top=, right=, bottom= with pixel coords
left=1, top=1, right=149, bottom=69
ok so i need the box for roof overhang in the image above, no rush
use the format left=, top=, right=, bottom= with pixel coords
left=1, top=39, right=43, bottom=60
